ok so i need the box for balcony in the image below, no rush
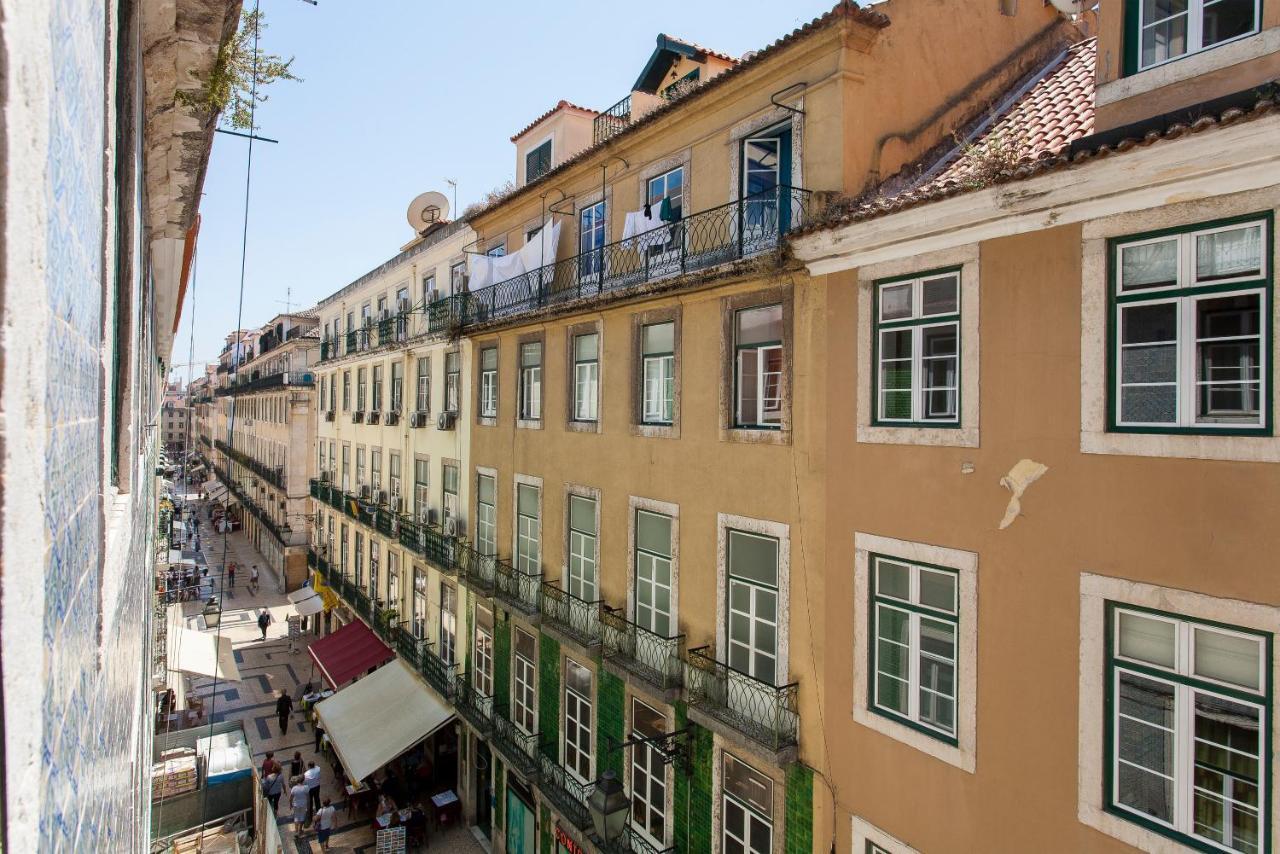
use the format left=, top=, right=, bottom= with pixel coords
left=453, top=672, right=494, bottom=735
left=455, top=543, right=497, bottom=595
left=540, top=583, right=602, bottom=649
left=613, top=826, right=675, bottom=854
left=216, top=439, right=285, bottom=491
left=495, top=559, right=541, bottom=616
left=537, top=745, right=595, bottom=831
left=447, top=185, right=813, bottom=329
left=491, top=707, right=541, bottom=781
left=213, top=370, right=314, bottom=397
left=600, top=608, right=684, bottom=698
left=593, top=94, right=632, bottom=144
left=397, top=516, right=458, bottom=572
left=683, top=646, right=798, bottom=759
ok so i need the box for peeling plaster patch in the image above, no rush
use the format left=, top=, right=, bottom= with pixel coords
left=998, top=459, right=1047, bottom=530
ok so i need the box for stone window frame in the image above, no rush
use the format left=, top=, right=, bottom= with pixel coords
left=474, top=464, right=499, bottom=557
left=515, top=331, right=545, bottom=431
left=719, top=285, right=794, bottom=445
left=561, top=483, right=602, bottom=601
left=511, top=473, right=544, bottom=574
left=715, top=513, right=790, bottom=686
left=710, top=736, right=789, bottom=854
left=856, top=244, right=980, bottom=448
left=727, top=103, right=805, bottom=205
left=624, top=692, right=677, bottom=851
left=626, top=496, right=680, bottom=630
left=474, top=337, right=500, bottom=428
left=440, top=456, right=463, bottom=539
left=851, top=816, right=921, bottom=854
left=559, top=652, right=599, bottom=787
left=443, top=345, right=461, bottom=415
left=1077, top=572, right=1280, bottom=852
left=852, top=531, right=977, bottom=773
left=1081, top=190, right=1280, bottom=461
left=636, top=148, right=694, bottom=213
left=565, top=320, right=603, bottom=434
left=630, top=305, right=682, bottom=439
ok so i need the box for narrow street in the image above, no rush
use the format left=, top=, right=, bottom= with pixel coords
left=172, top=492, right=485, bottom=854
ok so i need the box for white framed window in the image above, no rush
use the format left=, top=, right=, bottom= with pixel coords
left=722, top=753, right=772, bottom=854
left=870, top=555, right=959, bottom=740
left=442, top=463, right=459, bottom=530
left=579, top=201, right=606, bottom=280
left=634, top=510, right=673, bottom=637
left=1110, top=216, right=1269, bottom=433
left=369, top=542, right=379, bottom=599
left=414, top=458, right=430, bottom=521
left=354, top=531, right=364, bottom=587
left=641, top=322, right=674, bottom=425
left=480, top=347, right=498, bottom=418
left=516, top=482, right=540, bottom=574
left=519, top=342, right=542, bottom=421
left=1107, top=605, right=1269, bottom=853
left=474, top=604, right=494, bottom=697
left=573, top=333, right=599, bottom=422
left=874, top=271, right=960, bottom=426
left=734, top=304, right=784, bottom=429
left=390, top=362, right=403, bottom=412
left=371, top=365, right=383, bottom=412
left=476, top=473, right=497, bottom=557
left=439, top=582, right=457, bottom=666
left=513, top=628, right=537, bottom=733
left=389, top=452, right=401, bottom=507
left=387, top=551, right=400, bottom=611
left=567, top=494, right=597, bottom=601
left=445, top=351, right=460, bottom=413
left=564, top=659, right=593, bottom=783
left=630, top=699, right=669, bottom=850
left=412, top=567, right=427, bottom=640
left=356, top=367, right=367, bottom=412
left=416, top=356, right=430, bottom=414
left=370, top=448, right=382, bottom=492
left=726, top=530, right=780, bottom=685
left=646, top=167, right=684, bottom=258
left=1135, top=0, right=1261, bottom=72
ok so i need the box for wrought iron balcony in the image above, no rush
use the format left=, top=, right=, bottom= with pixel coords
left=397, top=515, right=457, bottom=571
left=594, top=94, right=631, bottom=144
left=455, top=543, right=497, bottom=594
left=612, top=826, right=675, bottom=854
left=495, top=558, right=541, bottom=615
left=453, top=672, right=494, bottom=735
left=601, top=607, right=684, bottom=692
left=536, top=744, right=595, bottom=831
left=540, top=582, right=603, bottom=647
left=683, top=646, right=798, bottom=754
left=491, top=707, right=541, bottom=781
left=448, top=185, right=813, bottom=329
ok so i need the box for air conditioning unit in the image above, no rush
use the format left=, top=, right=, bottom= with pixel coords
left=444, top=517, right=458, bottom=537
left=409, top=411, right=427, bottom=429
left=360, top=485, right=371, bottom=500
left=367, top=410, right=381, bottom=425
left=437, top=411, right=457, bottom=430
left=377, top=489, right=389, bottom=505
left=385, top=411, right=400, bottom=426
left=352, top=411, right=365, bottom=423
left=325, top=411, right=335, bottom=422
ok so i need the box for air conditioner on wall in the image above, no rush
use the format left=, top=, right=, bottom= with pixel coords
left=437, top=411, right=456, bottom=430
left=444, top=517, right=457, bottom=537
left=377, top=490, right=388, bottom=505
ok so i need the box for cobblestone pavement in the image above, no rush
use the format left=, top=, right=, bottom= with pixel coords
left=171, top=491, right=486, bottom=853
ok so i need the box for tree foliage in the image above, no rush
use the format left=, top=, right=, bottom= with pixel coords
left=177, top=8, right=300, bottom=130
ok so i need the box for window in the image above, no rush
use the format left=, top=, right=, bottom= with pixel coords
left=355, top=446, right=367, bottom=490
left=579, top=201, right=606, bottom=279
left=519, top=342, right=542, bottom=421
left=341, top=444, right=350, bottom=491
left=646, top=167, right=684, bottom=257
left=874, top=271, right=960, bottom=426
left=564, top=659, right=593, bottom=782
left=371, top=365, right=383, bottom=412
left=477, top=474, right=497, bottom=557
left=328, top=373, right=336, bottom=411
left=567, top=495, right=597, bottom=601
left=340, top=525, right=349, bottom=573
left=342, top=371, right=351, bottom=411
left=526, top=139, right=552, bottom=183
left=440, top=583, right=457, bottom=666
left=1110, top=217, right=1269, bottom=433
left=486, top=242, right=506, bottom=257
left=734, top=304, right=784, bottom=428
left=369, top=541, right=379, bottom=598
left=414, top=458, right=430, bottom=521
left=641, top=322, right=675, bottom=424
left=1133, top=0, right=1260, bottom=72
left=416, top=356, right=430, bottom=414
left=390, top=362, right=404, bottom=412
left=480, top=347, right=498, bottom=418
left=513, top=629, right=537, bottom=732
left=354, top=531, right=364, bottom=587
left=723, top=754, right=773, bottom=854
left=442, top=462, right=459, bottom=529
left=870, top=555, right=958, bottom=741
left=388, top=551, right=400, bottom=610
left=445, top=352, right=460, bottom=412
left=631, top=699, right=669, bottom=849
left=389, top=452, right=401, bottom=507
left=1107, top=606, right=1268, bottom=853
left=450, top=263, right=466, bottom=296
left=516, top=483, right=540, bottom=574
left=474, top=604, right=494, bottom=697
left=423, top=274, right=436, bottom=304
left=572, top=333, right=599, bottom=422
left=726, top=530, right=780, bottom=685
left=412, top=567, right=427, bottom=640
left=634, top=510, right=673, bottom=637
left=371, top=448, right=382, bottom=491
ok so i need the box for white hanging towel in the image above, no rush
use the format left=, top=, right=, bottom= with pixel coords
left=490, top=251, right=526, bottom=284
left=467, top=254, right=494, bottom=290
left=621, top=209, right=665, bottom=251
left=518, top=219, right=562, bottom=273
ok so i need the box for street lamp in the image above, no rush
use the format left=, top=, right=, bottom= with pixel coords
left=588, top=769, right=629, bottom=845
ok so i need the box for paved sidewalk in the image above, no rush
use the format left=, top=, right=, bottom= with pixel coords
left=172, top=489, right=485, bottom=853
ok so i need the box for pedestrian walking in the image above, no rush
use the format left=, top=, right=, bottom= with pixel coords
left=290, top=750, right=304, bottom=779
left=249, top=564, right=260, bottom=595
left=288, top=776, right=309, bottom=830
left=275, top=690, right=293, bottom=736
left=262, top=770, right=283, bottom=815
left=226, top=562, right=235, bottom=596
left=313, top=721, right=325, bottom=755
left=315, top=798, right=336, bottom=850
left=261, top=751, right=281, bottom=779
left=304, top=760, right=322, bottom=815
left=257, top=609, right=272, bottom=641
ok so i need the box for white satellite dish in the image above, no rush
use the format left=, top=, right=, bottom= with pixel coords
left=1048, top=0, right=1088, bottom=15
left=406, top=191, right=450, bottom=233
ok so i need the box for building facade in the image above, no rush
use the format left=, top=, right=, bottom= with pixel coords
left=162, top=400, right=191, bottom=455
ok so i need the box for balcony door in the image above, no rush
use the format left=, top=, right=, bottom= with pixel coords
left=740, top=126, right=792, bottom=253
left=578, top=201, right=606, bottom=285
left=726, top=530, right=779, bottom=720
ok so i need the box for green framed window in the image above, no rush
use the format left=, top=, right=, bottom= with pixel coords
left=1108, top=214, right=1272, bottom=435
left=872, top=269, right=960, bottom=427
left=1125, top=0, right=1261, bottom=75
left=869, top=554, right=959, bottom=743
left=1105, top=603, right=1271, bottom=853
left=734, top=304, right=784, bottom=429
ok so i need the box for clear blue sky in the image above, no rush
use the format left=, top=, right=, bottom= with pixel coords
left=171, top=0, right=836, bottom=380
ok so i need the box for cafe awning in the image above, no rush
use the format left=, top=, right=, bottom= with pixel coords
left=166, top=626, right=241, bottom=682
left=287, top=586, right=325, bottom=617
left=307, top=619, right=394, bottom=688
left=314, top=659, right=455, bottom=783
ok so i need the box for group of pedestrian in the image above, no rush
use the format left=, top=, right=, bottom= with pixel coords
left=261, top=749, right=335, bottom=848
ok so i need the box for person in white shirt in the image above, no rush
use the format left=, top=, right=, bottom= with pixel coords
left=288, top=776, right=309, bottom=829
left=315, top=798, right=337, bottom=850
left=303, top=761, right=323, bottom=816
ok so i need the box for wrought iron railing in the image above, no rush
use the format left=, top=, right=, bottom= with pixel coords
left=537, top=744, right=595, bottom=831
left=392, top=626, right=425, bottom=669
left=453, top=673, right=494, bottom=734
left=615, top=826, right=675, bottom=854
left=683, top=646, right=798, bottom=752
left=217, top=439, right=285, bottom=490
left=214, top=370, right=314, bottom=396
left=594, top=94, right=631, bottom=144
left=495, top=559, right=541, bottom=614
left=541, top=583, right=603, bottom=646
left=492, top=707, right=541, bottom=780
left=600, top=607, right=684, bottom=691
left=448, top=186, right=812, bottom=328
left=419, top=645, right=457, bottom=699
left=456, top=543, right=497, bottom=593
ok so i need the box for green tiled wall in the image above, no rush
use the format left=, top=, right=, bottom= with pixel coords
left=784, top=763, right=814, bottom=854
left=540, top=803, right=552, bottom=854
left=494, top=617, right=511, bottom=708
left=596, top=667, right=625, bottom=780
left=494, top=759, right=505, bottom=825
left=539, top=633, right=561, bottom=747
left=674, top=703, right=714, bottom=853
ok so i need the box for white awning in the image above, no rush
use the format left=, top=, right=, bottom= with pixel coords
left=314, top=659, right=454, bottom=783
left=288, top=587, right=325, bottom=617
left=166, top=626, right=241, bottom=682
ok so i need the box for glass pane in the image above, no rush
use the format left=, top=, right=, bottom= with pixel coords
left=918, top=569, right=957, bottom=613
left=1141, top=4, right=1188, bottom=67
left=1120, top=238, right=1179, bottom=289
left=921, top=275, right=959, bottom=315
left=1121, top=384, right=1177, bottom=424
left=737, top=304, right=783, bottom=346
left=875, top=671, right=909, bottom=715
left=728, top=531, right=778, bottom=586
left=919, top=617, right=955, bottom=662
left=1197, top=225, right=1263, bottom=281
left=643, top=322, right=674, bottom=355
left=1116, top=673, right=1175, bottom=823
left=1194, top=627, right=1261, bottom=690
left=481, top=347, right=497, bottom=370
left=566, top=659, right=592, bottom=696
left=879, top=329, right=913, bottom=420
left=875, top=559, right=910, bottom=601
left=517, top=483, right=538, bottom=517
left=569, top=495, right=596, bottom=536
left=723, top=756, right=772, bottom=817
left=880, top=283, right=912, bottom=320
left=1193, top=692, right=1261, bottom=853
left=1201, top=0, right=1259, bottom=48
left=477, top=475, right=495, bottom=505
left=1118, top=611, right=1177, bottom=668
left=574, top=332, right=598, bottom=362
left=520, top=342, right=541, bottom=367
left=636, top=511, right=672, bottom=557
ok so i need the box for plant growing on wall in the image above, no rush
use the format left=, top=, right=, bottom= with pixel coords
left=177, top=8, right=300, bottom=130
left=955, top=127, right=1027, bottom=190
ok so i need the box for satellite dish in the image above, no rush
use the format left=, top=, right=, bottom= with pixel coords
left=406, top=191, right=450, bottom=233
left=1048, top=0, right=1088, bottom=14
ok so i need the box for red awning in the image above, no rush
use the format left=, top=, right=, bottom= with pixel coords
left=308, top=620, right=394, bottom=689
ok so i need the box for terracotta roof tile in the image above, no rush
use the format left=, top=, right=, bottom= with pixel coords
left=510, top=100, right=600, bottom=143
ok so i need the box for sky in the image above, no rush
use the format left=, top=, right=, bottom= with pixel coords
left=170, top=0, right=837, bottom=381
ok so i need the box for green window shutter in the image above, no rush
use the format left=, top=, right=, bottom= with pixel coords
left=1122, top=0, right=1140, bottom=77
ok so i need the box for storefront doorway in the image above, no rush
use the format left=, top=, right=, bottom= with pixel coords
left=505, top=781, right=535, bottom=854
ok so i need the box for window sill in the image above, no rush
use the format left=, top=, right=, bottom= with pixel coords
left=631, top=422, right=678, bottom=440
left=516, top=419, right=542, bottom=431
left=1098, top=29, right=1280, bottom=107
left=857, top=423, right=977, bottom=448
left=721, top=426, right=789, bottom=446
left=565, top=419, right=600, bottom=435
left=476, top=416, right=497, bottom=428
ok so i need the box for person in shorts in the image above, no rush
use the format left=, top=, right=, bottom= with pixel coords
left=315, top=798, right=336, bottom=849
